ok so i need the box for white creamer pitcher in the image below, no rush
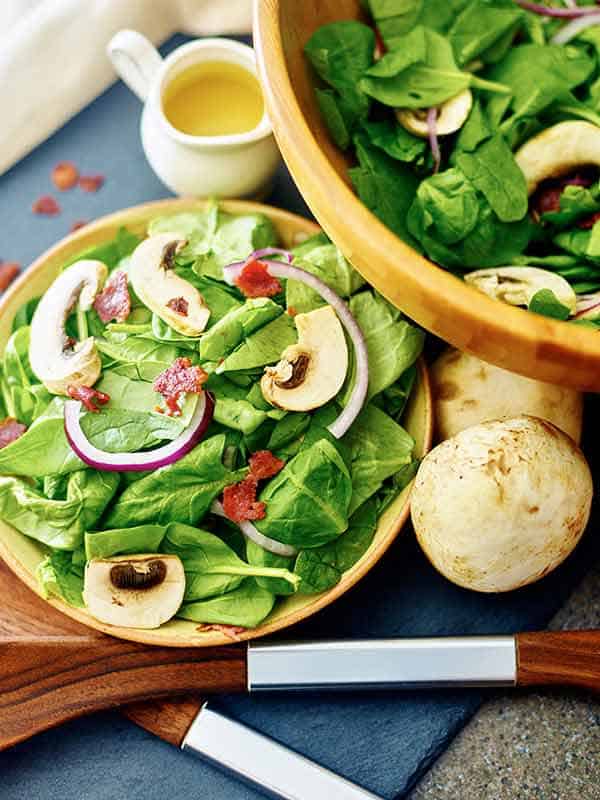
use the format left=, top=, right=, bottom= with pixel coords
left=107, top=31, right=280, bottom=197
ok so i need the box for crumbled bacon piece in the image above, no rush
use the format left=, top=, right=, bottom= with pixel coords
left=0, top=418, right=27, bottom=449
left=93, top=270, right=131, bottom=323
left=235, top=259, right=282, bottom=298
left=79, top=174, right=105, bottom=193
left=52, top=161, right=79, bottom=191
left=32, top=195, right=60, bottom=216
left=167, top=296, right=189, bottom=316
left=67, top=385, right=110, bottom=413
left=286, top=306, right=297, bottom=317
left=153, top=357, right=208, bottom=416
left=578, top=211, right=600, bottom=230
left=196, top=623, right=247, bottom=639
left=249, top=450, right=285, bottom=480
left=222, top=476, right=266, bottom=523
left=0, top=262, right=20, bottom=291
left=70, top=220, right=88, bottom=232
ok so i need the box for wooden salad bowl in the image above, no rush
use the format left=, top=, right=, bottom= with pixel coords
left=0, top=198, right=433, bottom=648
left=255, top=0, right=600, bottom=391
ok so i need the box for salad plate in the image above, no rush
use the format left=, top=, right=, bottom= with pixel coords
left=0, top=199, right=432, bottom=647
left=255, top=0, right=600, bottom=391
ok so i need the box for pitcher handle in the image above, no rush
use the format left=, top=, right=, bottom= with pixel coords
left=107, top=30, right=163, bottom=103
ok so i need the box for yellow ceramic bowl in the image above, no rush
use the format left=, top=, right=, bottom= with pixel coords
left=255, top=0, right=600, bottom=391
left=0, top=199, right=433, bottom=647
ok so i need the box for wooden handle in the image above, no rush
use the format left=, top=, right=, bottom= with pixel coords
left=516, top=630, right=600, bottom=693
left=0, top=636, right=247, bottom=750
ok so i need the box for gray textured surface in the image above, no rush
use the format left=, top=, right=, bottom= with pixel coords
left=411, top=564, right=600, bottom=800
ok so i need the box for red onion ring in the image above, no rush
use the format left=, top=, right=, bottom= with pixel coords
left=210, top=499, right=298, bottom=557
left=552, top=12, right=600, bottom=43
left=575, top=293, right=600, bottom=319
left=223, top=260, right=369, bottom=439
left=64, top=391, right=214, bottom=471
left=427, top=107, right=441, bottom=175
left=516, top=1, right=600, bottom=17
left=225, top=248, right=294, bottom=283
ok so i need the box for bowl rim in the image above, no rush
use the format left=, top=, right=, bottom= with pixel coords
left=0, top=197, right=433, bottom=647
left=254, top=0, right=600, bottom=392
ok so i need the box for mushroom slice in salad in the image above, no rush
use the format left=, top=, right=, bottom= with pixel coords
left=516, top=121, right=600, bottom=196
left=129, top=232, right=210, bottom=336
left=261, top=305, right=348, bottom=412
left=29, top=259, right=107, bottom=394
left=395, top=89, right=472, bottom=138
left=83, top=553, right=185, bottom=628
left=464, top=267, right=576, bottom=315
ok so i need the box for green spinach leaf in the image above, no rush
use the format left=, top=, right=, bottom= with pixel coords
left=178, top=578, right=275, bottom=627
left=528, top=289, right=571, bottom=320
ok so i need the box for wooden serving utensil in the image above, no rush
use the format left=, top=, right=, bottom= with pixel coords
left=1, top=557, right=600, bottom=753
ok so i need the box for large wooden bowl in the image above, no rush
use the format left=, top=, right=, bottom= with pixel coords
left=255, top=0, right=600, bottom=391
left=0, top=199, right=433, bottom=647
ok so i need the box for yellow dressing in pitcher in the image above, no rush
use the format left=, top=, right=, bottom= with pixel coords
left=162, top=61, right=265, bottom=137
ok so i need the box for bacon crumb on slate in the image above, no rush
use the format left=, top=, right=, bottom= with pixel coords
left=70, top=220, right=88, bottom=232
left=153, top=357, right=208, bottom=416
left=196, top=623, right=247, bottom=639
left=222, top=476, right=266, bottom=523
left=52, top=161, right=79, bottom=191
left=248, top=450, right=285, bottom=480
left=93, top=270, right=131, bottom=323
left=235, top=259, right=282, bottom=298
left=32, top=195, right=60, bottom=216
left=167, top=296, right=189, bottom=316
left=0, top=418, right=27, bottom=449
left=67, top=385, right=110, bottom=413
left=0, top=262, right=20, bottom=291
left=79, top=174, right=105, bottom=193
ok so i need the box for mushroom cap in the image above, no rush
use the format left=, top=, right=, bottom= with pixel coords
left=431, top=349, right=583, bottom=444
left=396, top=89, right=472, bottom=138
left=464, top=266, right=576, bottom=314
left=515, top=120, right=600, bottom=195
left=83, top=553, right=185, bottom=629
left=411, top=416, right=593, bottom=593
left=261, top=305, right=348, bottom=412
left=129, top=233, right=210, bottom=336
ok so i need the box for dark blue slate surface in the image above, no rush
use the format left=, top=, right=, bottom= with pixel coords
left=1, top=34, right=598, bottom=800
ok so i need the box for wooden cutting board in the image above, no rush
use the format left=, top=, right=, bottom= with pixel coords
left=0, top=557, right=235, bottom=749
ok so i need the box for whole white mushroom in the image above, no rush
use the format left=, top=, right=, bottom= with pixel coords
left=411, top=416, right=593, bottom=593
left=431, top=349, right=583, bottom=444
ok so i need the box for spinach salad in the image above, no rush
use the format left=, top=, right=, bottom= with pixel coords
left=0, top=203, right=424, bottom=632
left=305, top=0, right=600, bottom=325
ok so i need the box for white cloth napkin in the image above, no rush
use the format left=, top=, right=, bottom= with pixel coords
left=0, top=0, right=253, bottom=176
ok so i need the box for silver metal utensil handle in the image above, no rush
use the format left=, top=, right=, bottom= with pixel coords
left=247, top=636, right=517, bottom=691
left=182, top=703, right=383, bottom=800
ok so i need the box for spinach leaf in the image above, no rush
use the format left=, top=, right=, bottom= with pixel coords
left=178, top=578, right=275, bottom=627
left=96, top=333, right=181, bottom=380
left=0, top=469, right=119, bottom=550
left=362, top=118, right=427, bottom=164
left=366, top=0, right=467, bottom=47
left=528, top=289, right=571, bottom=320
left=104, top=434, right=246, bottom=528
left=448, top=1, right=524, bottom=66
left=36, top=550, right=84, bottom=607
left=65, top=227, right=141, bottom=271
left=542, top=183, right=600, bottom=228
left=287, top=242, right=365, bottom=313
left=315, top=89, right=354, bottom=150
left=454, top=100, right=493, bottom=154
left=11, top=297, right=40, bottom=332
left=199, top=298, right=282, bottom=361
left=216, top=314, right=297, bottom=373
left=214, top=397, right=268, bottom=436
left=554, top=223, right=600, bottom=263
left=85, top=525, right=166, bottom=560
left=382, top=363, right=417, bottom=420
left=245, top=539, right=296, bottom=596
left=295, top=498, right=378, bottom=594
left=343, top=403, right=414, bottom=514
left=255, top=438, right=352, bottom=548
left=267, top=413, right=311, bottom=452
left=172, top=272, right=242, bottom=326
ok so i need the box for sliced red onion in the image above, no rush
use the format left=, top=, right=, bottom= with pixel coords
left=64, top=391, right=214, bottom=471
left=516, top=1, right=600, bottom=17
left=427, top=107, right=441, bottom=175
left=210, top=499, right=298, bottom=557
left=551, top=12, right=600, bottom=43
left=223, top=260, right=369, bottom=439
left=225, top=248, right=294, bottom=283
left=575, top=292, right=600, bottom=319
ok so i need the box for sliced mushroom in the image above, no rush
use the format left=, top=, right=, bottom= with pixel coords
left=516, top=121, right=600, bottom=195
left=396, top=89, right=472, bottom=138
left=29, top=260, right=107, bottom=395
left=261, top=305, right=348, bottom=412
left=464, top=267, right=576, bottom=314
left=129, top=233, right=210, bottom=336
left=83, top=553, right=185, bottom=628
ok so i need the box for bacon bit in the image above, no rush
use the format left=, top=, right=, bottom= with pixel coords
left=167, top=296, right=189, bottom=316
left=196, top=623, right=247, bottom=640
left=70, top=220, right=88, bottom=232
left=0, top=262, right=20, bottom=291
left=235, top=259, right=282, bottom=298
left=93, top=270, right=131, bottom=323
left=0, top=418, right=27, bottom=449
left=223, top=476, right=266, bottom=523
left=32, top=195, right=60, bottom=216
left=153, top=357, right=208, bottom=417
left=249, top=450, right=285, bottom=480
left=287, top=306, right=297, bottom=317
left=67, top=385, right=110, bottom=413
left=79, top=174, right=105, bottom=193
left=578, top=211, right=600, bottom=230
left=52, top=161, right=79, bottom=191
left=373, top=26, right=387, bottom=60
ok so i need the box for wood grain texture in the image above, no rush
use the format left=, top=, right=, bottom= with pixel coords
left=123, top=696, right=204, bottom=747
left=254, top=0, right=600, bottom=391
left=516, top=630, right=600, bottom=692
